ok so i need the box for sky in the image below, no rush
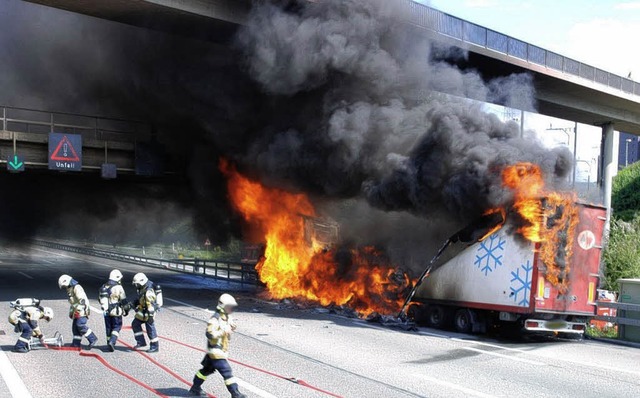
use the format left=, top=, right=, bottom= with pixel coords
left=427, top=0, right=640, bottom=79
left=422, top=0, right=640, bottom=192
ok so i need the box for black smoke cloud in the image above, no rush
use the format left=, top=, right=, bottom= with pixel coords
left=235, top=0, right=570, bottom=219
left=0, top=0, right=571, bottom=265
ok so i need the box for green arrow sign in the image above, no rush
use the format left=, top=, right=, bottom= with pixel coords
left=7, top=154, right=24, bottom=172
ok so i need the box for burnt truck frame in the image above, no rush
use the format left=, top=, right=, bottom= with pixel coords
left=408, top=203, right=605, bottom=336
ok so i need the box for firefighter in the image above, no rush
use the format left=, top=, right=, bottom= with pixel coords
left=99, top=269, right=129, bottom=352
left=188, top=293, right=246, bottom=398
left=58, top=274, right=98, bottom=349
left=8, top=306, right=54, bottom=353
left=131, top=272, right=160, bottom=352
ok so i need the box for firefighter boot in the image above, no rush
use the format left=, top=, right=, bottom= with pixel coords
left=228, top=383, right=247, bottom=398
left=189, top=375, right=206, bottom=396
left=148, top=342, right=159, bottom=353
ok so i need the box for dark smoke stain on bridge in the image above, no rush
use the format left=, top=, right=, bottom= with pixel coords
left=0, top=0, right=572, bottom=271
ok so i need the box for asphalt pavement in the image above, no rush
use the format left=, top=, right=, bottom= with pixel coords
left=0, top=244, right=638, bottom=398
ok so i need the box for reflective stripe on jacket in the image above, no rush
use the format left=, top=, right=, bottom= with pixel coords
left=67, top=283, right=90, bottom=318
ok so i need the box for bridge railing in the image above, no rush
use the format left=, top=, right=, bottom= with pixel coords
left=33, top=240, right=259, bottom=286
left=404, top=0, right=640, bottom=97
left=1, top=105, right=151, bottom=142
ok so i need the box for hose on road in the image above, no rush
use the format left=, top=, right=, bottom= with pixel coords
left=43, top=344, right=169, bottom=398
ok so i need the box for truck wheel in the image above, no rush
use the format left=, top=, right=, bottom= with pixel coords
left=407, top=304, right=427, bottom=324
left=454, top=308, right=473, bottom=334
left=427, top=305, right=450, bottom=329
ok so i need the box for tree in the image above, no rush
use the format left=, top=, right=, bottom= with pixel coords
left=602, top=161, right=640, bottom=290
left=602, top=217, right=640, bottom=290
left=612, top=161, right=640, bottom=221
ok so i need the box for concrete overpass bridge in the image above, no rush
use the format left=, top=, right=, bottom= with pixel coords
left=23, top=0, right=640, bottom=220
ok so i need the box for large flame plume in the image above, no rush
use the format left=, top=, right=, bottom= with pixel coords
left=500, top=163, right=579, bottom=293
left=221, top=160, right=412, bottom=315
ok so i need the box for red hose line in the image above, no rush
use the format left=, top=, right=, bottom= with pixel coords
left=157, top=334, right=344, bottom=398
left=118, top=339, right=217, bottom=398
left=45, top=344, right=168, bottom=398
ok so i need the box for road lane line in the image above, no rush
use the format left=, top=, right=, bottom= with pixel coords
left=17, top=272, right=33, bottom=280
left=0, top=349, right=33, bottom=398
left=412, top=373, right=495, bottom=398
left=83, top=272, right=103, bottom=280
left=236, top=379, right=279, bottom=398
left=165, top=297, right=214, bottom=312
left=461, top=346, right=546, bottom=366
left=91, top=304, right=278, bottom=398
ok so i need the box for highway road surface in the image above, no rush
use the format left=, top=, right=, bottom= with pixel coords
left=0, top=244, right=638, bottom=398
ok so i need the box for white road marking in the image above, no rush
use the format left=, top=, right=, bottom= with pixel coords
left=453, top=338, right=640, bottom=377
left=412, top=373, right=495, bottom=398
left=165, top=297, right=213, bottom=312
left=236, top=379, right=280, bottom=398
left=0, top=348, right=33, bottom=398
left=17, top=272, right=33, bottom=280
left=461, top=346, right=546, bottom=366
left=82, top=272, right=103, bottom=280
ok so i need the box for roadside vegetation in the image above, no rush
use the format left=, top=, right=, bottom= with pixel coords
left=603, top=161, right=640, bottom=290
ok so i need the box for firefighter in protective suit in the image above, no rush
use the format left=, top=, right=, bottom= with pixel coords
left=99, top=269, right=129, bottom=352
left=58, top=274, right=98, bottom=349
left=8, top=306, right=54, bottom=353
left=189, top=294, right=246, bottom=398
left=131, top=272, right=159, bottom=352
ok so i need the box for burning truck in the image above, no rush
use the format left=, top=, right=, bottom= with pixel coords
left=406, top=202, right=604, bottom=336
left=224, top=158, right=604, bottom=336
left=404, top=163, right=605, bottom=336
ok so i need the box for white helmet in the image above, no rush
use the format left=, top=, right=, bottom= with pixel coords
left=42, top=307, right=54, bottom=321
left=132, top=273, right=148, bottom=288
left=58, top=274, right=72, bottom=289
left=218, top=293, right=238, bottom=311
left=109, top=269, right=123, bottom=282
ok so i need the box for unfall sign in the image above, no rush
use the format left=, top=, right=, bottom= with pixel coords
left=48, top=133, right=82, bottom=171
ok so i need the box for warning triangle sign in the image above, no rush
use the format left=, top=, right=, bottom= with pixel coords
left=50, top=135, right=81, bottom=162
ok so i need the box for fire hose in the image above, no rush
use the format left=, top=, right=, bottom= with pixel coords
left=155, top=332, right=344, bottom=398
left=37, top=328, right=343, bottom=398
left=120, top=326, right=343, bottom=398
left=41, top=342, right=169, bottom=398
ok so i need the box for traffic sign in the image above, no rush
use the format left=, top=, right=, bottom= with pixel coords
left=7, top=154, right=24, bottom=172
left=48, top=133, right=82, bottom=171
left=101, top=163, right=117, bottom=179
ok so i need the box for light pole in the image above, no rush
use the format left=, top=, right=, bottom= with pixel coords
left=625, top=138, right=633, bottom=167
left=576, top=159, right=593, bottom=193
left=546, top=124, right=577, bottom=184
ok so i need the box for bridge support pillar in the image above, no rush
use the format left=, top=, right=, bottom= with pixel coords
left=601, top=122, right=618, bottom=235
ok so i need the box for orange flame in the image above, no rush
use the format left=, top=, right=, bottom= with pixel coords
left=501, top=163, right=578, bottom=293
left=221, top=160, right=412, bottom=315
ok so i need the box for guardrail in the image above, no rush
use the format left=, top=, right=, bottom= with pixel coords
left=403, top=0, right=640, bottom=97
left=33, top=240, right=259, bottom=286
left=593, top=301, right=640, bottom=327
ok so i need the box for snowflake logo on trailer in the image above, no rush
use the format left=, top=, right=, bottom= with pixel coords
left=474, top=233, right=506, bottom=276
left=510, top=260, right=533, bottom=307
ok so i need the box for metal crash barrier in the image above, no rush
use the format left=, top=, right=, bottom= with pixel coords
left=33, top=240, right=259, bottom=286
left=593, top=279, right=640, bottom=343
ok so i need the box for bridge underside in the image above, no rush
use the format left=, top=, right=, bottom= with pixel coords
left=24, top=0, right=248, bottom=42
left=26, top=0, right=640, bottom=136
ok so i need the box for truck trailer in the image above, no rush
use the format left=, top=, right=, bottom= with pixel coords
left=408, top=203, right=605, bottom=336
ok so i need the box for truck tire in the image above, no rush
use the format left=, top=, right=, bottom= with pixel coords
left=407, top=304, right=427, bottom=324
left=454, top=308, right=473, bottom=334
left=426, top=305, right=450, bottom=329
